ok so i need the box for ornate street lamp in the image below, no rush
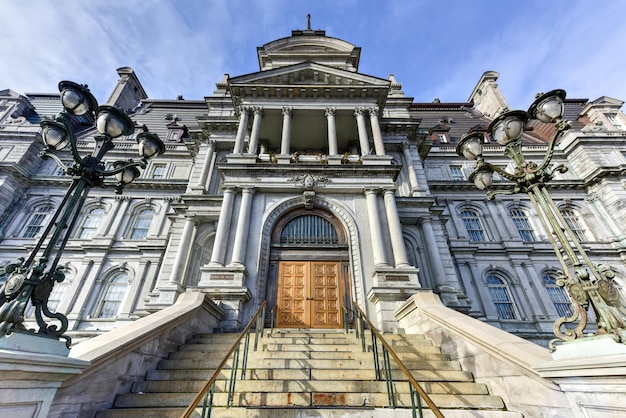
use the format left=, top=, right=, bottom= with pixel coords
left=0, top=81, right=164, bottom=347
left=457, top=89, right=626, bottom=349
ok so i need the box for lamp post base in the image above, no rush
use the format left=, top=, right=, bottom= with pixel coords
left=0, top=332, right=70, bottom=356
left=551, top=334, right=626, bottom=361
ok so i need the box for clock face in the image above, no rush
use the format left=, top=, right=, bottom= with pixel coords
left=4, top=273, right=26, bottom=298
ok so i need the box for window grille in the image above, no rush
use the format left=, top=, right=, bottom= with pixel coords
left=130, top=209, right=154, bottom=239
left=461, top=209, right=486, bottom=242
left=79, top=208, right=104, bottom=239
left=450, top=166, right=464, bottom=181
left=97, top=273, right=129, bottom=318
left=47, top=283, right=67, bottom=313
left=542, top=274, right=573, bottom=317
left=280, top=214, right=338, bottom=245
left=486, top=274, right=517, bottom=319
left=561, top=209, right=589, bottom=242
left=152, top=165, right=166, bottom=179
left=509, top=208, right=536, bottom=242
left=23, top=205, right=54, bottom=238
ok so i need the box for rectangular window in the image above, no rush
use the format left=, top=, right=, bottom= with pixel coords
left=437, top=133, right=448, bottom=144
left=151, top=165, right=166, bottom=179
left=450, top=166, right=464, bottom=181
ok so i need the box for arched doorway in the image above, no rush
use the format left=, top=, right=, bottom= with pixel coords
left=268, top=208, right=351, bottom=328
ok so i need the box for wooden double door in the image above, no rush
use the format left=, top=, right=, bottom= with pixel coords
left=276, top=261, right=342, bottom=328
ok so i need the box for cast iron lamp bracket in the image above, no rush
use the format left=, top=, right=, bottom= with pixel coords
left=0, top=81, right=164, bottom=347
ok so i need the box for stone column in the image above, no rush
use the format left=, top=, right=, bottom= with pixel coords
left=196, top=140, right=216, bottom=190
left=402, top=141, right=420, bottom=192
left=369, top=106, right=385, bottom=156
left=325, top=107, right=338, bottom=155
left=233, top=106, right=250, bottom=154
left=168, top=217, right=197, bottom=285
left=280, top=106, right=293, bottom=155
left=420, top=217, right=448, bottom=287
left=247, top=107, right=263, bottom=155
left=383, top=189, right=409, bottom=268
left=209, top=188, right=236, bottom=266
left=365, top=188, right=388, bottom=267
left=230, top=187, right=255, bottom=266
left=354, top=107, right=371, bottom=156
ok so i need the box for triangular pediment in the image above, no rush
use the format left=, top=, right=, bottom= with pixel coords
left=228, top=62, right=391, bottom=105
left=228, top=62, right=390, bottom=89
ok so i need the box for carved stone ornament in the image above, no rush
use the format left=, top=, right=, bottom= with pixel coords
left=4, top=272, right=26, bottom=298
left=287, top=174, right=331, bottom=189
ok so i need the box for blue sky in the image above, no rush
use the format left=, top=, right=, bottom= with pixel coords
left=2, top=1, right=625, bottom=111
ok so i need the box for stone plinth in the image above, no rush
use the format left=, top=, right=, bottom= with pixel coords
left=0, top=333, right=87, bottom=418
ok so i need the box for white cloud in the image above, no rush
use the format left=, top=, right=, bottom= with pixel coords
left=2, top=0, right=626, bottom=108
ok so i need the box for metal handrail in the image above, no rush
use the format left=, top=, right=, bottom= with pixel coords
left=180, top=300, right=268, bottom=418
left=349, top=303, right=445, bottom=418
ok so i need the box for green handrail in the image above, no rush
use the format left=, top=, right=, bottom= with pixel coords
left=349, top=302, right=445, bottom=418
left=180, top=300, right=268, bottom=418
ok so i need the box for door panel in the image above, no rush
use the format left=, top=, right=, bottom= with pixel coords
left=276, top=261, right=341, bottom=328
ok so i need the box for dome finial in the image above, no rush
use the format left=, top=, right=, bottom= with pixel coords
left=306, top=14, right=311, bottom=30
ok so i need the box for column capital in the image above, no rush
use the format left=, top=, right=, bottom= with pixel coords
left=402, top=140, right=411, bottom=151
left=354, top=107, right=367, bottom=117
left=382, top=188, right=397, bottom=196
left=238, top=105, right=253, bottom=114
left=364, top=187, right=381, bottom=195
left=324, top=106, right=336, bottom=117
left=369, top=105, right=380, bottom=117
left=241, top=186, right=256, bottom=195
left=253, top=106, right=264, bottom=116
left=282, top=106, right=293, bottom=116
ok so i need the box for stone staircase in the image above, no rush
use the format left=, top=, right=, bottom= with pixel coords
left=97, top=329, right=522, bottom=417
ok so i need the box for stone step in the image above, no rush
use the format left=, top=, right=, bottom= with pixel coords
left=157, top=357, right=466, bottom=374
left=178, top=343, right=444, bottom=355
left=113, top=391, right=505, bottom=410
left=133, top=379, right=489, bottom=395
left=169, top=348, right=450, bottom=362
left=146, top=368, right=474, bottom=382
left=98, top=407, right=524, bottom=418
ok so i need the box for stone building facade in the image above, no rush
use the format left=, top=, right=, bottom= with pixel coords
left=1, top=27, right=626, bottom=347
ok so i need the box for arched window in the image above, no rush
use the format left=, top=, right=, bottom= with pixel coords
left=486, top=274, right=517, bottom=319
left=509, top=208, right=536, bottom=242
left=79, top=208, right=105, bottom=239
left=280, top=214, right=338, bottom=245
left=130, top=209, right=154, bottom=239
left=47, top=283, right=67, bottom=313
left=461, top=209, right=486, bottom=242
left=561, top=208, right=590, bottom=242
left=542, top=273, right=573, bottom=317
left=96, top=273, right=130, bottom=318
left=22, top=205, right=54, bottom=238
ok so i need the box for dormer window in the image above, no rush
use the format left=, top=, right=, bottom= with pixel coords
left=606, top=113, right=626, bottom=131
left=168, top=130, right=182, bottom=141
left=165, top=121, right=188, bottom=142
left=429, top=124, right=450, bottom=144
